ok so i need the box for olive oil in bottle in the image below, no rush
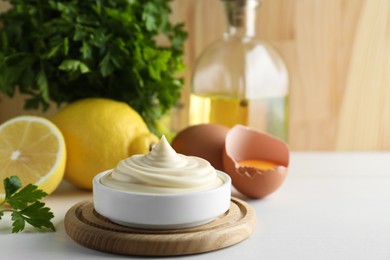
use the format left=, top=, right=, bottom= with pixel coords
left=189, top=0, right=289, bottom=141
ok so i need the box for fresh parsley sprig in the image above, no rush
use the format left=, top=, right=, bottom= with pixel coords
left=0, top=176, right=55, bottom=233
left=0, top=0, right=187, bottom=134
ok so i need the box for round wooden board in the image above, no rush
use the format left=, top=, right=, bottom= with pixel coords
left=64, top=197, right=256, bottom=256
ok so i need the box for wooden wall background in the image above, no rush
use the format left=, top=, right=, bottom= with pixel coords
left=1, top=0, right=390, bottom=151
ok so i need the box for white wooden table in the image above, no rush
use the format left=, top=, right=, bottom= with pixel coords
left=1, top=152, right=390, bottom=260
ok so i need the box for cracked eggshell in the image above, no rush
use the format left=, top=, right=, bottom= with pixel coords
left=222, top=125, right=290, bottom=199
left=172, top=124, right=229, bottom=171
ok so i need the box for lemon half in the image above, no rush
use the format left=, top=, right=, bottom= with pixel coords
left=0, top=116, right=66, bottom=197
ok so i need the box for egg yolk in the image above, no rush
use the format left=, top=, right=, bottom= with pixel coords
left=238, top=159, right=277, bottom=171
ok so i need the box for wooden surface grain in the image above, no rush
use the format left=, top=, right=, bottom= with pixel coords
left=64, top=198, right=256, bottom=256
left=1, top=0, right=390, bottom=150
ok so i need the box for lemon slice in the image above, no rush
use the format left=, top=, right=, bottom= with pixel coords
left=0, top=116, right=66, bottom=197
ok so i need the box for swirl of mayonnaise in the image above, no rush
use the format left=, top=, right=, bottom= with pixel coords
left=100, top=136, right=223, bottom=194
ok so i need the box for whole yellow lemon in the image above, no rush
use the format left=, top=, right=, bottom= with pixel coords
left=52, top=98, right=158, bottom=189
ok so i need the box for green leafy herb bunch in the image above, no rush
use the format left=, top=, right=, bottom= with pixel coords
left=0, top=0, right=187, bottom=131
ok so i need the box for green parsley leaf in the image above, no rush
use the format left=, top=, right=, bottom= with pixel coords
left=58, top=59, right=90, bottom=74
left=11, top=211, right=25, bottom=233
left=21, top=201, right=55, bottom=231
left=4, top=175, right=22, bottom=200
left=0, top=176, right=55, bottom=233
left=7, top=183, right=48, bottom=210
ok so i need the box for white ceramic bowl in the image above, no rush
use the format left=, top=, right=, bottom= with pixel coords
left=93, top=170, right=231, bottom=229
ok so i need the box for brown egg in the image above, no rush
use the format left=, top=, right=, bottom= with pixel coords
left=222, top=125, right=289, bottom=199
left=172, top=124, right=229, bottom=171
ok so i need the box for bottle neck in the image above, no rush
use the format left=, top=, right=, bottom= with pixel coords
left=222, top=0, right=259, bottom=39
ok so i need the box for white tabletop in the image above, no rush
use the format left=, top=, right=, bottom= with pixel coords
left=1, top=152, right=390, bottom=260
